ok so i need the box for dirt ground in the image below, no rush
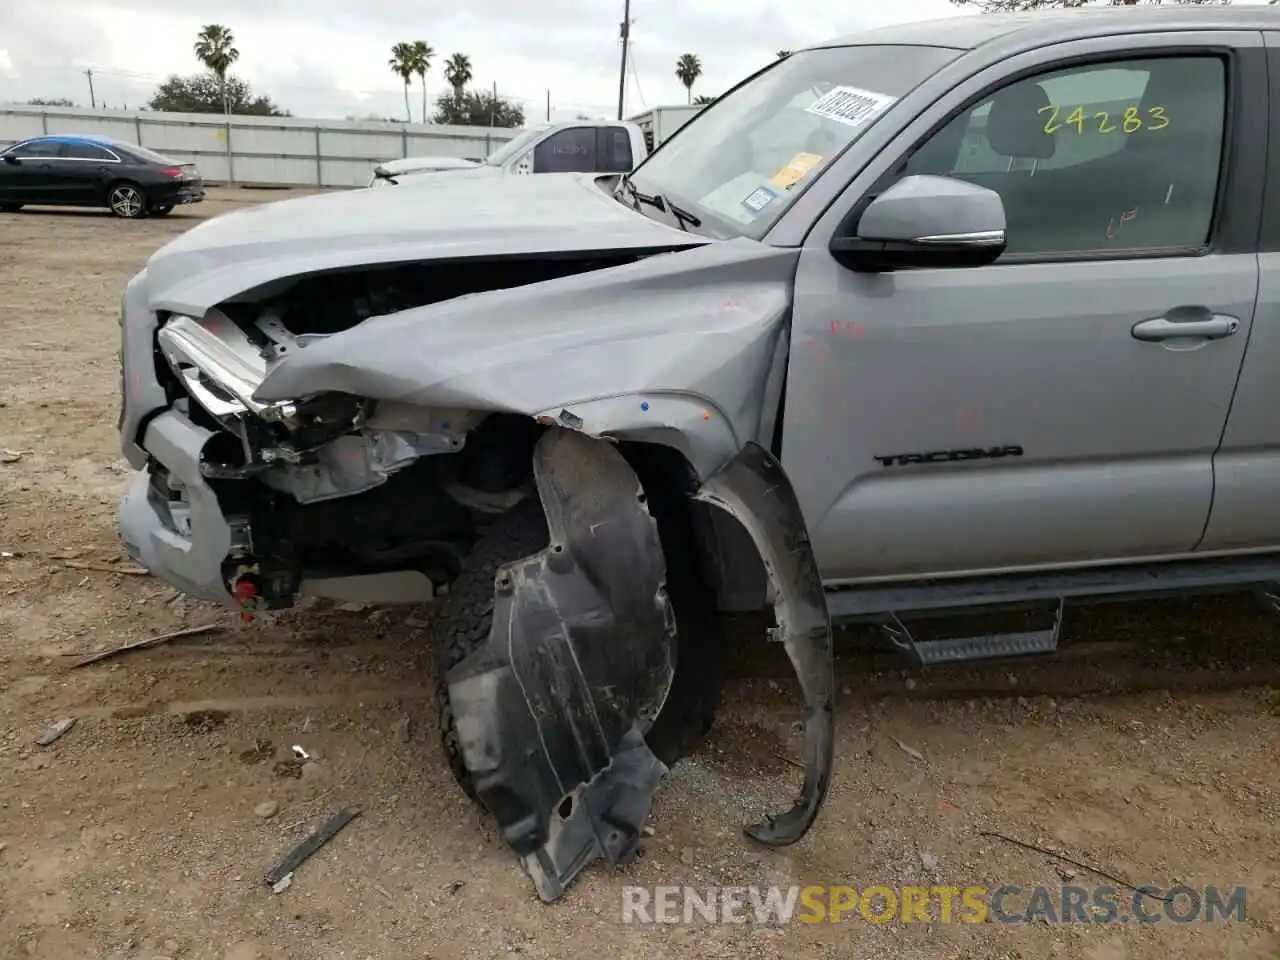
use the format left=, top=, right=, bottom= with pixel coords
left=0, top=188, right=1278, bottom=960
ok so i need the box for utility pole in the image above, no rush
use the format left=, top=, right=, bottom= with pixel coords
left=546, top=89, right=551, bottom=122
left=616, top=0, right=631, bottom=120
left=490, top=80, right=497, bottom=127
left=84, top=69, right=96, bottom=109
left=222, top=72, right=234, bottom=184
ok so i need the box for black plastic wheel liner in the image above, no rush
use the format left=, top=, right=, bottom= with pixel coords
left=444, top=426, right=677, bottom=902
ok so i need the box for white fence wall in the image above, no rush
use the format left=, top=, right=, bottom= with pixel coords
left=0, top=105, right=524, bottom=188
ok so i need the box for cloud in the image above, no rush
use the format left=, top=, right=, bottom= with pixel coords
left=0, top=0, right=973, bottom=117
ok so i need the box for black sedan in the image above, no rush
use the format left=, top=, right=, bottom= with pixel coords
left=0, top=134, right=204, bottom=218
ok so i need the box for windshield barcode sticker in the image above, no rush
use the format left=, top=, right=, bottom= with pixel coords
left=804, top=85, right=897, bottom=129
left=741, top=185, right=777, bottom=213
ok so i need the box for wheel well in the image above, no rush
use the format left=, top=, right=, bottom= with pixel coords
left=263, top=408, right=772, bottom=613
left=454, top=421, right=773, bottom=613
left=617, top=440, right=771, bottom=614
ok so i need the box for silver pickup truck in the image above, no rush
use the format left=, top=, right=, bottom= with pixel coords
left=117, top=5, right=1280, bottom=901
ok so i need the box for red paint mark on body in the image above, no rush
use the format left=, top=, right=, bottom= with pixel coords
left=956, top=407, right=983, bottom=434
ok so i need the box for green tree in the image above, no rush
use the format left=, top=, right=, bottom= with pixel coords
left=953, top=0, right=1227, bottom=12
left=149, top=73, right=287, bottom=116
left=443, top=53, right=474, bottom=101
left=675, top=53, right=703, bottom=104
left=193, top=24, right=239, bottom=115
left=693, top=94, right=716, bottom=105
left=389, top=42, right=417, bottom=122
left=411, top=40, right=435, bottom=123
left=432, top=89, right=524, bottom=127
left=27, top=97, right=77, bottom=107
left=776, top=49, right=792, bottom=59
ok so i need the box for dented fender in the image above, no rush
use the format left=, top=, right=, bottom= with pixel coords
left=535, top=394, right=742, bottom=480
left=695, top=442, right=834, bottom=846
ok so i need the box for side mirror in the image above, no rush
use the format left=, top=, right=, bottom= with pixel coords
left=830, top=174, right=1007, bottom=272
left=2, top=154, right=19, bottom=165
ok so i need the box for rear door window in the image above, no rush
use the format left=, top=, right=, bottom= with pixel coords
left=597, top=127, right=634, bottom=172
left=533, top=127, right=598, bottom=172
left=61, top=142, right=117, bottom=161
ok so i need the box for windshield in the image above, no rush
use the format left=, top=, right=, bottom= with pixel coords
left=626, top=44, right=959, bottom=239
left=485, top=126, right=549, bottom=166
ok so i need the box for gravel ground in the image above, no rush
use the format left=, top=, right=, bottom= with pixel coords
left=0, top=188, right=1277, bottom=960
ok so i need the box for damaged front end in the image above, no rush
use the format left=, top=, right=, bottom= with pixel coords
left=135, top=304, right=492, bottom=610
left=121, top=228, right=833, bottom=899
left=155, top=308, right=475, bottom=488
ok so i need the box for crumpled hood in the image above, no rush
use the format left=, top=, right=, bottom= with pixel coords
left=141, top=172, right=700, bottom=315
left=252, top=238, right=799, bottom=476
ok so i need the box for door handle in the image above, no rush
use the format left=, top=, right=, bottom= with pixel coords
left=1131, top=313, right=1240, bottom=342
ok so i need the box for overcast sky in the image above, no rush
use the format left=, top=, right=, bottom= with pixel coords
left=0, top=0, right=980, bottom=122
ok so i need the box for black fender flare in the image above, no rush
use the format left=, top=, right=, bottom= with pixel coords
left=695, top=441, right=835, bottom=846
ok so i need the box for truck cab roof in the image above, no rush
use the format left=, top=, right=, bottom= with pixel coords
left=816, top=5, right=1280, bottom=53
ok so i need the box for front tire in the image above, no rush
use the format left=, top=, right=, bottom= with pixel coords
left=107, top=182, right=146, bottom=219
left=435, top=494, right=724, bottom=800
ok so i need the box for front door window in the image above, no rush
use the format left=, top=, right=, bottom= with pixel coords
left=902, top=56, right=1227, bottom=256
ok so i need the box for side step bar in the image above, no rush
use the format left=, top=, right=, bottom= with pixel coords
left=882, top=600, right=1064, bottom=667
left=826, top=553, right=1280, bottom=666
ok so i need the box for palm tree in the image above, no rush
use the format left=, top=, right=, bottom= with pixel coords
left=675, top=53, right=702, bottom=105
left=411, top=40, right=435, bottom=123
left=193, top=24, right=239, bottom=115
left=776, top=49, right=792, bottom=59
left=443, top=53, right=473, bottom=102
left=693, top=94, right=716, bottom=105
left=389, top=42, right=417, bottom=122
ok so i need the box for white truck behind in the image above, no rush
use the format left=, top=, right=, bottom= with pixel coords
left=369, top=120, right=648, bottom=186
left=627, top=105, right=706, bottom=153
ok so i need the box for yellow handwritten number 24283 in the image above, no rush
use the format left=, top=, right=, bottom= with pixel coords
left=1038, top=104, right=1169, bottom=135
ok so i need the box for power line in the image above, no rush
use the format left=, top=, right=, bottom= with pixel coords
left=627, top=42, right=647, bottom=112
